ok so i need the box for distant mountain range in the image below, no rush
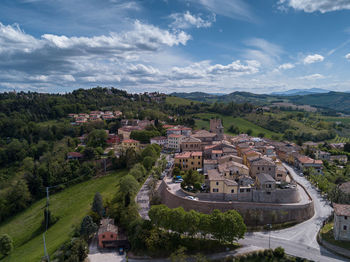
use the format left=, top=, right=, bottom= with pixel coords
left=270, top=88, right=331, bottom=96
left=170, top=90, right=350, bottom=113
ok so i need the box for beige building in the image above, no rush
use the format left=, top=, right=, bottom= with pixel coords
left=174, top=151, right=203, bottom=171
left=120, top=139, right=140, bottom=150
left=333, top=204, right=350, bottom=241
left=218, top=161, right=250, bottom=179
left=250, top=157, right=276, bottom=179
left=208, top=169, right=238, bottom=194
left=275, top=162, right=288, bottom=182
left=180, top=136, right=202, bottom=152
left=255, top=173, right=276, bottom=192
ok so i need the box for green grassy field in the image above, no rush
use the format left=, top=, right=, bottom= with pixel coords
left=0, top=169, right=127, bottom=262
left=194, top=113, right=281, bottom=139
left=321, top=222, right=350, bottom=250
left=166, top=96, right=197, bottom=106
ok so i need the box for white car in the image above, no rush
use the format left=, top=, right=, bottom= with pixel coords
left=185, top=196, right=198, bottom=201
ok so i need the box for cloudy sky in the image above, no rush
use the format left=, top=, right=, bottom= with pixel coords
left=1, top=0, right=350, bottom=94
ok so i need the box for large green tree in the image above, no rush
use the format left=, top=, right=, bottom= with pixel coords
left=92, top=192, right=104, bottom=217
left=80, top=215, right=98, bottom=240
left=0, top=234, right=13, bottom=256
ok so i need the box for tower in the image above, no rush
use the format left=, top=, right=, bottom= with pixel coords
left=210, top=118, right=224, bottom=140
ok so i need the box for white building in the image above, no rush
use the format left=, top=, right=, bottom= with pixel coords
left=150, top=136, right=167, bottom=147
left=167, top=134, right=184, bottom=151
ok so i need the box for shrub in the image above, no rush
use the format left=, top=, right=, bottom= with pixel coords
left=273, top=246, right=285, bottom=258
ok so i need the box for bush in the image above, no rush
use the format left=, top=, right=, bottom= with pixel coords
left=273, top=246, right=285, bottom=258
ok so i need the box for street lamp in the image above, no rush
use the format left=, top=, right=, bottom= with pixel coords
left=267, top=224, right=272, bottom=249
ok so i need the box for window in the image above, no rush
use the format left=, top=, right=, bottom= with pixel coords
left=344, top=225, right=347, bottom=230
left=262, top=167, right=265, bottom=171
left=267, top=184, right=272, bottom=188
left=213, top=188, right=219, bottom=192
left=345, top=216, right=348, bottom=220
left=111, top=234, right=113, bottom=238
left=231, top=189, right=235, bottom=193
left=269, top=168, right=271, bottom=171
left=267, top=192, right=271, bottom=195
left=247, top=189, right=251, bottom=192
left=216, top=182, right=219, bottom=186
left=198, top=162, right=200, bottom=165
left=257, top=167, right=260, bottom=170
left=102, top=235, right=105, bottom=239
left=240, top=189, right=244, bottom=193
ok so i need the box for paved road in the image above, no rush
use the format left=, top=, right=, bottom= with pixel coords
left=240, top=164, right=348, bottom=262
left=136, top=175, right=153, bottom=220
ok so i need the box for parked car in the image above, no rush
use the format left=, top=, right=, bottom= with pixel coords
left=185, top=196, right=198, bottom=201
left=118, top=247, right=124, bottom=255
left=174, top=178, right=183, bottom=183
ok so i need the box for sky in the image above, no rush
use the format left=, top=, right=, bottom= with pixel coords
left=0, top=0, right=350, bottom=94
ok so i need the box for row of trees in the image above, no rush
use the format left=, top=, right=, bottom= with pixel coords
left=148, top=205, right=246, bottom=243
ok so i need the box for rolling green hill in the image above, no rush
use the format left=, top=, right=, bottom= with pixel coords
left=171, top=91, right=350, bottom=113
left=0, top=170, right=127, bottom=262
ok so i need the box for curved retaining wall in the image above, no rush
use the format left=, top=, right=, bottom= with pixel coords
left=158, top=181, right=314, bottom=226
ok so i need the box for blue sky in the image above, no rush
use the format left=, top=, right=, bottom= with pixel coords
left=0, top=0, right=350, bottom=94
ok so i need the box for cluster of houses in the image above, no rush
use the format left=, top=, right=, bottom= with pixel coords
left=69, top=110, right=123, bottom=125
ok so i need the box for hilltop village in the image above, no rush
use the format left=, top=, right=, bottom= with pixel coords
left=68, top=112, right=347, bottom=206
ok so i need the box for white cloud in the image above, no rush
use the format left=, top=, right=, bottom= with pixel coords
left=127, top=64, right=160, bottom=75
left=208, top=60, right=260, bottom=75
left=278, top=63, right=295, bottom=70
left=188, top=0, right=256, bottom=23
left=171, top=59, right=260, bottom=80
left=303, top=54, right=324, bottom=64
left=299, top=73, right=325, bottom=80
left=244, top=38, right=284, bottom=66
left=278, top=0, right=350, bottom=13
left=346, top=53, right=350, bottom=60
left=169, top=11, right=215, bottom=29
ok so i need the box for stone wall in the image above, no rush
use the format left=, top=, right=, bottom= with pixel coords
left=188, top=187, right=300, bottom=203
left=158, top=181, right=314, bottom=226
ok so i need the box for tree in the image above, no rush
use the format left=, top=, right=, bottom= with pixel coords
left=209, top=209, right=246, bottom=243
left=65, top=238, right=88, bottom=262
left=141, top=145, right=157, bottom=159
left=170, top=246, right=187, bottom=262
left=118, top=174, right=140, bottom=207
left=42, top=209, right=58, bottom=229
left=258, top=132, right=265, bottom=138
left=344, top=143, right=350, bottom=153
left=246, top=129, right=252, bottom=136
left=80, top=216, right=98, bottom=240
left=92, top=192, right=104, bottom=217
left=6, top=179, right=31, bottom=214
left=143, top=156, right=156, bottom=171
left=183, top=170, right=203, bottom=188
left=184, top=210, right=200, bottom=237
left=83, top=147, right=96, bottom=160
left=0, top=234, right=13, bottom=256
left=87, top=129, right=107, bottom=148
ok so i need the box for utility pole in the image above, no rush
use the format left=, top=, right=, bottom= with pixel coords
left=43, top=187, right=50, bottom=262
left=267, top=224, right=272, bottom=249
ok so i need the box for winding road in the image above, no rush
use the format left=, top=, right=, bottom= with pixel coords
left=240, top=164, right=348, bottom=262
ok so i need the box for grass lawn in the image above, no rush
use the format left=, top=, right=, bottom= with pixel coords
left=320, top=222, right=350, bottom=250
left=166, top=96, right=196, bottom=106
left=194, top=113, right=281, bottom=139
left=0, top=169, right=127, bottom=262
